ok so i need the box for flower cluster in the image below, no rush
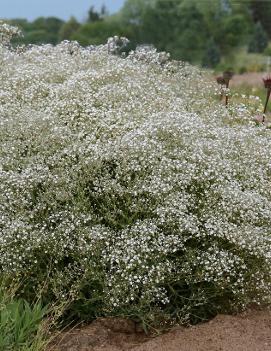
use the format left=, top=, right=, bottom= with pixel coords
left=107, top=36, right=130, bottom=56
left=0, top=33, right=270, bottom=322
left=0, top=21, right=22, bottom=47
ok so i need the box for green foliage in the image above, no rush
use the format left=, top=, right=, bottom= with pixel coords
left=137, top=1, right=207, bottom=62
left=264, top=44, right=271, bottom=56
left=119, top=0, right=253, bottom=64
left=26, top=17, right=64, bottom=45
left=6, top=0, right=271, bottom=68
left=72, top=21, right=135, bottom=46
left=23, top=30, right=54, bottom=45
left=87, top=5, right=108, bottom=23
left=10, top=16, right=64, bottom=45
left=231, top=84, right=266, bottom=105
left=219, top=15, right=250, bottom=52
left=248, top=22, right=268, bottom=53
left=32, top=17, right=64, bottom=35
left=188, top=0, right=251, bottom=56
left=0, top=287, right=48, bottom=351
left=202, top=38, right=221, bottom=68
left=120, top=0, right=155, bottom=25
left=249, top=0, right=271, bottom=37
left=58, top=17, right=80, bottom=41
left=216, top=47, right=267, bottom=73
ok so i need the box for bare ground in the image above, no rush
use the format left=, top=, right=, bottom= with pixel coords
left=230, top=72, right=269, bottom=87
left=49, top=308, right=271, bottom=351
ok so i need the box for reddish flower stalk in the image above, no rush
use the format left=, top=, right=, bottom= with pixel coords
left=216, top=76, right=226, bottom=101
left=223, top=71, right=234, bottom=108
left=216, top=72, right=234, bottom=107
left=263, top=76, right=271, bottom=122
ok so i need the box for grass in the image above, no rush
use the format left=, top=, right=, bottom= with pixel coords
left=216, top=47, right=271, bottom=74
left=229, top=83, right=271, bottom=117
left=0, top=285, right=49, bottom=351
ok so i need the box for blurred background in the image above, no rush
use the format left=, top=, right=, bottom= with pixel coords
left=2, top=0, right=271, bottom=99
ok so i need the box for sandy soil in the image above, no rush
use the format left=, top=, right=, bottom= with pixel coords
left=49, top=308, right=271, bottom=351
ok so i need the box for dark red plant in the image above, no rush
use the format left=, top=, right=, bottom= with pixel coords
left=262, top=76, right=271, bottom=122
left=216, top=76, right=226, bottom=101
left=216, top=72, right=234, bottom=107
left=263, top=76, right=271, bottom=90
left=223, top=71, right=234, bottom=108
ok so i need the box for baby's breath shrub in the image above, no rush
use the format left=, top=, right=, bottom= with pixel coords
left=0, top=21, right=22, bottom=48
left=0, top=24, right=270, bottom=326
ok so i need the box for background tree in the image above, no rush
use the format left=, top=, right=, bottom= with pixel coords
left=58, top=16, right=80, bottom=41
left=71, top=21, right=134, bottom=46
left=87, top=5, right=106, bottom=23
left=202, top=38, right=221, bottom=68
left=30, top=17, right=64, bottom=44
left=137, top=0, right=207, bottom=62
left=6, top=0, right=271, bottom=68
left=248, top=21, right=268, bottom=53
left=218, top=14, right=250, bottom=53
left=10, top=17, right=64, bottom=45
left=249, top=0, right=271, bottom=37
left=120, top=0, right=154, bottom=25
left=120, top=0, right=252, bottom=64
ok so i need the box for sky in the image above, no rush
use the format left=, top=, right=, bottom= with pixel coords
left=1, top=0, right=125, bottom=21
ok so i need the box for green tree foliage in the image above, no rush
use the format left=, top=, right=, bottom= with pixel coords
left=249, top=0, right=271, bottom=37
left=202, top=38, right=221, bottom=68
left=72, top=4, right=135, bottom=47
left=30, top=17, right=64, bottom=44
left=10, top=17, right=64, bottom=45
left=6, top=0, right=271, bottom=67
left=184, top=0, right=251, bottom=54
left=58, top=16, right=80, bottom=41
left=9, top=18, right=32, bottom=32
left=72, top=21, right=134, bottom=46
left=88, top=6, right=103, bottom=22
left=87, top=5, right=108, bottom=23
left=23, top=30, right=51, bottom=45
left=132, top=1, right=207, bottom=62
left=248, top=21, right=268, bottom=53
left=168, top=4, right=208, bottom=62
left=120, top=0, right=154, bottom=24
left=119, top=0, right=252, bottom=64
left=218, top=14, right=250, bottom=53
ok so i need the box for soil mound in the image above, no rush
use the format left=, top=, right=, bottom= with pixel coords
left=50, top=308, right=270, bottom=351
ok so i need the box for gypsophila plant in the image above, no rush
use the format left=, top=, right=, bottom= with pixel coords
left=0, top=25, right=270, bottom=326
left=107, top=36, right=131, bottom=57
left=0, top=22, right=22, bottom=48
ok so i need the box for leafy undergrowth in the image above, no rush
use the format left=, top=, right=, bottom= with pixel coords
left=0, top=24, right=270, bottom=337
left=0, top=284, right=49, bottom=351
